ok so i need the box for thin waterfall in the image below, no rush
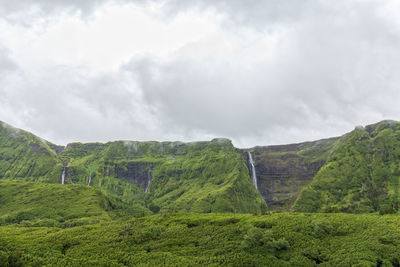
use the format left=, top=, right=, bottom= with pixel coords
left=145, top=170, right=152, bottom=193
left=61, top=167, right=66, bottom=185
left=248, top=152, right=258, bottom=190
left=88, top=171, right=92, bottom=186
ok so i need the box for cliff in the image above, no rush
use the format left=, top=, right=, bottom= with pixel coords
left=243, top=138, right=338, bottom=210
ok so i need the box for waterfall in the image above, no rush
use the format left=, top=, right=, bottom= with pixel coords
left=88, top=171, right=92, bottom=186
left=145, top=170, right=152, bottom=193
left=61, top=167, right=66, bottom=185
left=248, top=152, right=258, bottom=190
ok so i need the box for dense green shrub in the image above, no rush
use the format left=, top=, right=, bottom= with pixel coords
left=241, top=226, right=289, bottom=252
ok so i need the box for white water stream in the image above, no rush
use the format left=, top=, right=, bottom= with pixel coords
left=88, top=171, right=92, bottom=186
left=145, top=170, right=152, bottom=193
left=248, top=152, right=258, bottom=190
left=61, top=167, right=66, bottom=185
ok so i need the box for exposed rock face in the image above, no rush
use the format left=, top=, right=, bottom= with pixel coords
left=103, top=161, right=155, bottom=191
left=244, top=138, right=338, bottom=210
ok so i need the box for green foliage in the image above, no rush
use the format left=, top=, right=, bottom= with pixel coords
left=59, top=138, right=267, bottom=214
left=294, top=121, right=400, bottom=213
left=0, top=212, right=400, bottom=266
left=0, top=122, right=61, bottom=183
left=241, top=226, right=289, bottom=253
left=0, top=120, right=267, bottom=214
left=0, top=180, right=150, bottom=227
left=311, top=220, right=335, bottom=238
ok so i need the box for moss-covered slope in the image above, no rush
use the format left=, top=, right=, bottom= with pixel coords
left=0, top=122, right=63, bottom=183
left=0, top=180, right=151, bottom=228
left=59, top=138, right=267, bottom=214
left=0, top=120, right=266, bottom=214
left=293, top=120, right=400, bottom=213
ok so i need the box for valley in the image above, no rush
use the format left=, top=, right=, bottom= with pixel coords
left=1, top=120, right=400, bottom=265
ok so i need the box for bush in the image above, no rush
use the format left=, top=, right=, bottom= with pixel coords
left=0, top=251, right=9, bottom=267
left=149, top=203, right=160, bottom=214
left=379, top=204, right=397, bottom=215
left=311, top=220, right=335, bottom=238
left=241, top=227, right=290, bottom=252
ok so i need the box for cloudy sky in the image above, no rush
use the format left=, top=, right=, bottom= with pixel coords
left=0, top=0, right=399, bottom=147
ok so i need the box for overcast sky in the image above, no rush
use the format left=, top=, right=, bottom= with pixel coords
left=0, top=0, right=399, bottom=147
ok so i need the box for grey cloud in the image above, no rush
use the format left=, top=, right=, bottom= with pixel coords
left=0, top=0, right=152, bottom=23
left=161, top=0, right=317, bottom=27
left=0, top=0, right=321, bottom=26
left=0, top=0, right=107, bottom=15
left=125, top=0, right=400, bottom=146
left=1, top=0, right=400, bottom=148
left=0, top=65, right=163, bottom=144
left=0, top=46, right=17, bottom=76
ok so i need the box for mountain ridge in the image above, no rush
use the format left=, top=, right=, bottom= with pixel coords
left=1, top=119, right=400, bottom=214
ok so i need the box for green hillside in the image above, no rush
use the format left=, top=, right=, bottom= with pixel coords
left=0, top=121, right=266, bottom=214
left=0, top=180, right=151, bottom=228
left=59, top=138, right=267, bottom=214
left=0, top=122, right=62, bottom=183
left=293, top=121, right=400, bottom=213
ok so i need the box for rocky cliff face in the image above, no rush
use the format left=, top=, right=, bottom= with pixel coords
left=245, top=138, right=338, bottom=210
left=105, top=161, right=154, bottom=191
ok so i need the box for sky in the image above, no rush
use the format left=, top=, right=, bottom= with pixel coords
left=0, top=0, right=400, bottom=148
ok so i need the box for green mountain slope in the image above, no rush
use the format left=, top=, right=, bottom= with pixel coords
left=0, top=180, right=150, bottom=228
left=0, top=120, right=266, bottom=214
left=60, top=139, right=267, bottom=213
left=0, top=122, right=62, bottom=183
left=293, top=120, right=400, bottom=213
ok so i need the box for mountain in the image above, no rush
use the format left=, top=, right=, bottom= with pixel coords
left=58, top=139, right=267, bottom=213
left=2, top=119, right=400, bottom=214
left=293, top=120, right=400, bottom=213
left=2, top=119, right=400, bottom=265
left=0, top=121, right=62, bottom=183
left=0, top=121, right=266, bottom=214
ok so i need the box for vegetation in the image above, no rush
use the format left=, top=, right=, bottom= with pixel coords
left=0, top=180, right=150, bottom=228
left=0, top=120, right=266, bottom=214
left=293, top=121, right=400, bottom=213
left=1, top=212, right=400, bottom=266
left=58, top=138, right=267, bottom=214
left=0, top=122, right=61, bottom=183
left=2, top=120, right=400, bottom=265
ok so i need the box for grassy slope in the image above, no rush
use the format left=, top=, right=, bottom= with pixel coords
left=0, top=122, right=62, bottom=183
left=60, top=139, right=267, bottom=214
left=0, top=212, right=399, bottom=266
left=293, top=121, right=400, bottom=213
left=0, top=180, right=151, bottom=228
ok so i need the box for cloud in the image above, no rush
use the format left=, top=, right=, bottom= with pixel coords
left=1, top=0, right=400, bottom=147
left=0, top=46, right=17, bottom=75
left=0, top=0, right=108, bottom=17
left=124, top=0, right=400, bottom=146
